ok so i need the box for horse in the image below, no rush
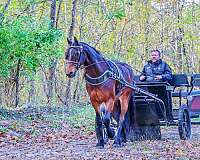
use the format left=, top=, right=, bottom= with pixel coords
left=65, top=37, right=135, bottom=148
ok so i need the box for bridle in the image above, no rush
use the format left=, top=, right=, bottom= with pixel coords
left=66, top=45, right=84, bottom=70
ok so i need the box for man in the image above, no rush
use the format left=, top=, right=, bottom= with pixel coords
left=139, top=50, right=173, bottom=121
left=139, top=50, right=172, bottom=82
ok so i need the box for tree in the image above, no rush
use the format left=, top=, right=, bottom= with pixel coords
left=0, top=16, right=63, bottom=107
left=64, top=0, right=78, bottom=106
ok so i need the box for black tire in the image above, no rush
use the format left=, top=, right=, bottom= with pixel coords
left=178, top=105, right=191, bottom=140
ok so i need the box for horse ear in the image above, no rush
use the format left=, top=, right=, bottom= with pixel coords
left=74, top=37, right=79, bottom=45
left=67, top=38, right=72, bottom=45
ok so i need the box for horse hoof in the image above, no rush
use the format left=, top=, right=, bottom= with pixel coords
left=96, top=143, right=104, bottom=149
left=107, top=128, right=115, bottom=139
left=122, top=139, right=126, bottom=143
left=96, top=145, right=104, bottom=149
left=104, top=139, right=108, bottom=144
left=112, top=143, right=122, bottom=148
left=108, top=133, right=115, bottom=140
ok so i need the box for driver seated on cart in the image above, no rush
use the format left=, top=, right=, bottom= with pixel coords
left=139, top=49, right=172, bottom=82
left=139, top=49, right=173, bottom=120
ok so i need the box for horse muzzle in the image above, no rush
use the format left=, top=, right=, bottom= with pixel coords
left=66, top=71, right=76, bottom=78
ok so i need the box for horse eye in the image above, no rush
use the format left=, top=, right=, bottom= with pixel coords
left=65, top=53, right=69, bottom=59
left=74, top=52, right=79, bottom=57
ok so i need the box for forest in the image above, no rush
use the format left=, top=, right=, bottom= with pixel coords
left=0, top=0, right=200, bottom=159
left=0, top=0, right=199, bottom=107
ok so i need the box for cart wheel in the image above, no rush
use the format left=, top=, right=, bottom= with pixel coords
left=178, top=105, right=191, bottom=140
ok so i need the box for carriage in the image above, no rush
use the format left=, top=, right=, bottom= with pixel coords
left=124, top=73, right=200, bottom=141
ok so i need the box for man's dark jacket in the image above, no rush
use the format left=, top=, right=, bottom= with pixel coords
left=140, top=59, right=172, bottom=82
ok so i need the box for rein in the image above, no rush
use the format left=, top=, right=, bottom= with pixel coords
left=66, top=59, right=125, bottom=85
left=65, top=60, right=109, bottom=69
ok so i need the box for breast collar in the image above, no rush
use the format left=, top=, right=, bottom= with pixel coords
left=85, top=60, right=125, bottom=85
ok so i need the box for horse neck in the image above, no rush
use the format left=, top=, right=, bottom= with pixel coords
left=83, top=46, right=108, bottom=77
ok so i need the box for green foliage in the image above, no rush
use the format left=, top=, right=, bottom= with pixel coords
left=106, top=0, right=126, bottom=20
left=0, top=16, right=63, bottom=78
left=0, top=126, right=8, bottom=133
left=107, top=7, right=126, bottom=20
left=67, top=103, right=95, bottom=133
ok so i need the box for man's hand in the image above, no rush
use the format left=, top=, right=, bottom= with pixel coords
left=154, top=75, right=162, bottom=80
left=139, top=75, right=146, bottom=81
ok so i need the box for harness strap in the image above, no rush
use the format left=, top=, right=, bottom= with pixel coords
left=85, top=70, right=113, bottom=85
left=85, top=60, right=130, bottom=86
left=108, top=60, right=126, bottom=83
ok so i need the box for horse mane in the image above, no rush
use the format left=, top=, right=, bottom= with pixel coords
left=79, top=42, right=103, bottom=57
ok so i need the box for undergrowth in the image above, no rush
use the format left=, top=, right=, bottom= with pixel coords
left=0, top=103, right=96, bottom=135
left=66, top=103, right=95, bottom=133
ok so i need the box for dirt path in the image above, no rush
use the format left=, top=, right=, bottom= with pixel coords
left=0, top=123, right=200, bottom=160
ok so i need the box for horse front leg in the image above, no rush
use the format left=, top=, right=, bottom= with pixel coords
left=113, top=93, right=130, bottom=147
left=91, top=100, right=105, bottom=148
left=95, top=112, right=104, bottom=148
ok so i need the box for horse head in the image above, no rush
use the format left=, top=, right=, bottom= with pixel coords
left=65, top=37, right=86, bottom=78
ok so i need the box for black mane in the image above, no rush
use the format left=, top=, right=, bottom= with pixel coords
left=79, top=42, right=103, bottom=57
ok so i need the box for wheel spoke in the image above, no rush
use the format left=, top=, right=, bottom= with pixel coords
left=178, top=105, right=191, bottom=140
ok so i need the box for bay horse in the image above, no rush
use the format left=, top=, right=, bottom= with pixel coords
left=65, top=37, right=135, bottom=148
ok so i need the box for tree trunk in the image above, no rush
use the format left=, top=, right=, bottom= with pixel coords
left=68, top=0, right=77, bottom=39
left=65, top=0, right=78, bottom=106
left=160, top=1, right=164, bottom=54
left=144, top=0, right=150, bottom=55
left=50, top=0, right=56, bottom=28
left=46, top=0, right=57, bottom=106
left=176, top=0, right=186, bottom=73
left=73, top=0, right=87, bottom=102
left=28, top=77, right=36, bottom=105
left=15, top=59, right=21, bottom=108
left=100, top=0, right=107, bottom=15
left=118, top=19, right=127, bottom=56
left=190, top=0, right=196, bottom=73
left=0, top=0, right=12, bottom=24
left=56, top=0, right=62, bottom=28
left=47, top=60, right=57, bottom=106
left=0, top=85, right=3, bottom=106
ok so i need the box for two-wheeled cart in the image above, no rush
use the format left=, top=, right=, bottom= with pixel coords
left=123, top=74, right=200, bottom=140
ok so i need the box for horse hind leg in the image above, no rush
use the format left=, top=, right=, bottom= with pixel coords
left=113, top=93, right=130, bottom=147
left=113, top=119, right=125, bottom=147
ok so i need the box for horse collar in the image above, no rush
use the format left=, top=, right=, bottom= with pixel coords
left=85, top=70, right=113, bottom=85
left=85, top=61, right=126, bottom=85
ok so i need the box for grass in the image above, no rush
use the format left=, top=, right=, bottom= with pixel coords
left=192, top=117, right=200, bottom=122
left=66, top=103, right=95, bottom=133
left=0, top=103, right=96, bottom=135
left=38, top=103, right=96, bottom=133
left=0, top=126, right=9, bottom=133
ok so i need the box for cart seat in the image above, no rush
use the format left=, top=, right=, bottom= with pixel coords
left=172, top=91, right=188, bottom=97
left=191, top=74, right=200, bottom=87
left=170, top=74, right=189, bottom=87
left=171, top=74, right=189, bottom=97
